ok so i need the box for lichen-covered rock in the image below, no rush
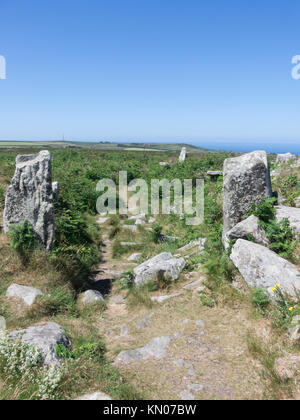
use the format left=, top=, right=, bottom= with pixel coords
left=275, top=206, right=300, bottom=236
left=274, top=354, right=300, bottom=380
left=133, top=252, right=185, bottom=286
left=230, top=239, right=300, bottom=296
left=223, top=215, right=269, bottom=249
left=276, top=153, right=296, bottom=164
left=52, top=181, right=59, bottom=200
left=223, top=151, right=272, bottom=242
left=3, top=150, right=54, bottom=249
left=6, top=284, right=43, bottom=306
left=80, top=290, right=104, bottom=306
left=9, top=322, right=70, bottom=366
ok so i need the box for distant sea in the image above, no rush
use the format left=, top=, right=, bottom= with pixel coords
left=194, top=142, right=300, bottom=155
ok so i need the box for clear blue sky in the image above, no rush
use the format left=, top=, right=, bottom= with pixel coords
left=0, top=0, right=300, bottom=150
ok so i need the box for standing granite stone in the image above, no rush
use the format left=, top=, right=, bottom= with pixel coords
left=3, top=150, right=54, bottom=249
left=223, top=151, right=272, bottom=241
left=179, top=147, right=186, bottom=163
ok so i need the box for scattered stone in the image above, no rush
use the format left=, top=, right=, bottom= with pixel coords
left=276, top=153, right=296, bottom=164
left=173, top=359, right=185, bottom=367
left=128, top=213, right=146, bottom=221
left=0, top=316, right=6, bottom=332
left=180, top=390, right=195, bottom=400
left=178, top=238, right=206, bottom=253
left=159, top=234, right=178, bottom=243
left=271, top=169, right=281, bottom=177
left=223, top=150, right=272, bottom=242
left=289, top=316, right=300, bottom=341
left=151, top=292, right=182, bottom=303
left=136, top=312, right=154, bottom=330
left=3, top=150, right=55, bottom=249
left=223, top=215, right=269, bottom=249
left=179, top=147, right=186, bottom=163
left=115, top=336, right=171, bottom=362
left=275, top=206, right=300, bottom=236
left=6, top=284, right=43, bottom=306
left=230, top=239, right=300, bottom=296
left=173, top=332, right=183, bottom=338
left=186, top=363, right=196, bottom=376
left=189, top=383, right=204, bottom=392
left=294, top=196, right=300, bottom=208
left=148, top=217, right=156, bottom=224
left=52, top=181, right=59, bottom=200
left=123, top=224, right=138, bottom=233
left=9, top=322, right=70, bottom=366
left=80, top=290, right=104, bottom=306
left=97, top=217, right=109, bottom=224
left=195, top=320, right=205, bottom=327
left=120, top=242, right=139, bottom=247
left=75, top=392, right=112, bottom=400
left=207, top=170, right=223, bottom=181
left=183, top=279, right=204, bottom=290
left=274, top=355, right=300, bottom=380
left=120, top=326, right=129, bottom=337
left=128, top=252, right=142, bottom=262
left=159, top=162, right=168, bottom=166
left=135, top=219, right=146, bottom=225
left=182, top=318, right=190, bottom=324
left=133, top=252, right=185, bottom=287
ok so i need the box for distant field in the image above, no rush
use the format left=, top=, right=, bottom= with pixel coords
left=0, top=141, right=212, bottom=153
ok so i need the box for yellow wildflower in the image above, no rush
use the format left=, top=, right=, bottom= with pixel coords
left=271, top=287, right=276, bottom=292
left=288, top=307, right=294, bottom=311
left=274, top=283, right=279, bottom=288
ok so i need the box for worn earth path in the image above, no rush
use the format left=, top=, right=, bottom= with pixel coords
left=92, top=221, right=269, bottom=400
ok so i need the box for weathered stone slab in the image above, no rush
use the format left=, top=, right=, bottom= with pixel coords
left=6, top=284, right=43, bottom=306
left=230, top=239, right=300, bottom=296
left=223, top=151, right=272, bottom=241
left=80, top=290, right=104, bottom=306
left=224, top=215, right=269, bottom=249
left=3, top=150, right=54, bottom=249
left=133, top=252, right=185, bottom=286
left=75, top=392, right=112, bottom=400
left=179, top=147, right=186, bottom=163
left=115, top=336, right=171, bottom=362
left=276, top=153, right=296, bottom=164
left=9, top=322, right=70, bottom=366
left=275, top=206, right=300, bottom=235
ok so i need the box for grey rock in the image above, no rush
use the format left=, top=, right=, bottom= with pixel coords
left=274, top=355, right=300, bottom=380
left=230, top=239, right=300, bottom=296
left=195, top=320, right=205, bottom=327
left=183, top=279, right=204, bottom=290
left=180, top=390, right=195, bottom=400
left=189, top=383, right=204, bottom=392
left=120, top=326, right=129, bottom=337
left=173, top=359, right=185, bottom=367
left=127, top=252, right=142, bottom=262
left=128, top=213, right=146, bottom=221
left=97, top=217, right=109, bottom=224
left=135, top=219, right=146, bottom=225
left=136, top=312, right=154, bottom=330
left=151, top=292, right=182, bottom=303
left=81, top=290, right=104, bottom=306
left=123, top=224, right=138, bottom=233
left=159, top=162, right=168, bottom=166
left=148, top=217, right=156, bottom=224
left=6, top=284, right=43, bottom=306
left=120, top=242, right=139, bottom=247
left=223, top=151, right=272, bottom=241
left=0, top=316, right=6, bottom=332
left=75, top=392, right=112, bottom=400
left=182, top=318, right=190, bottom=324
left=270, top=169, right=281, bottom=177
left=9, top=322, right=70, bottom=366
left=178, top=238, right=206, bottom=252
left=159, top=234, right=178, bottom=243
left=52, top=181, right=59, bottom=200
left=179, top=147, right=186, bottom=163
left=133, top=252, right=185, bottom=287
left=115, top=336, right=171, bottom=362
left=224, top=215, right=269, bottom=249
left=294, top=196, right=300, bottom=208
left=276, top=153, right=296, bottom=164
left=275, top=206, right=300, bottom=236
left=289, top=316, right=300, bottom=341
left=3, top=150, right=54, bottom=249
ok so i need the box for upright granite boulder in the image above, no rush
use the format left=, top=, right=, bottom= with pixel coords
left=223, top=151, right=272, bottom=242
left=3, top=150, right=54, bottom=249
left=179, top=147, right=186, bottom=163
